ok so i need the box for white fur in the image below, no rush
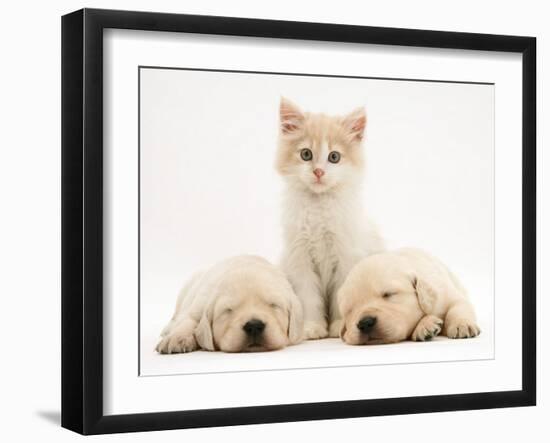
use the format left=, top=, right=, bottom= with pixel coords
left=280, top=181, right=384, bottom=339
left=276, top=99, right=385, bottom=339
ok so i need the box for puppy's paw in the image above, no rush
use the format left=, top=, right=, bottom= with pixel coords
left=328, top=320, right=343, bottom=338
left=156, top=332, right=198, bottom=354
left=445, top=319, right=481, bottom=339
left=303, top=321, right=328, bottom=340
left=411, top=315, right=444, bottom=342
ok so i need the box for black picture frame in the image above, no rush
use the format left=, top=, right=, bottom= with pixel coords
left=61, top=8, right=536, bottom=435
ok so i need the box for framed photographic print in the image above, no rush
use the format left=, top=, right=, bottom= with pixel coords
left=61, top=8, right=536, bottom=435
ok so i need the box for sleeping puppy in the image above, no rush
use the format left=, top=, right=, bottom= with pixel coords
left=338, top=248, right=480, bottom=345
left=156, top=255, right=304, bottom=353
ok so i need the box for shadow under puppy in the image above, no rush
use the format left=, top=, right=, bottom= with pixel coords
left=156, top=255, right=304, bottom=353
left=338, top=248, right=480, bottom=345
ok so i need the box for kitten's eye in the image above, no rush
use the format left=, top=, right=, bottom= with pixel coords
left=328, top=151, right=341, bottom=163
left=382, top=292, right=396, bottom=299
left=300, top=148, right=313, bottom=161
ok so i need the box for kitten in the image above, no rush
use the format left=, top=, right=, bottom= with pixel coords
left=276, top=97, right=385, bottom=339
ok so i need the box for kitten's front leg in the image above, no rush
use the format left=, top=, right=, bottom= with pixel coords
left=328, top=289, right=342, bottom=338
left=286, top=267, right=327, bottom=340
left=327, top=265, right=352, bottom=338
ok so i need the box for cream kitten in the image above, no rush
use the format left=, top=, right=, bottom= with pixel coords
left=276, top=97, right=385, bottom=339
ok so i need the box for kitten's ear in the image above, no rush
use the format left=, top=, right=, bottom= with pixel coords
left=280, top=97, right=304, bottom=135
left=343, top=107, right=367, bottom=141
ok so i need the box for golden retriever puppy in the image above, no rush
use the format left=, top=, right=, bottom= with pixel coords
left=338, top=248, right=480, bottom=345
left=156, top=255, right=304, bottom=353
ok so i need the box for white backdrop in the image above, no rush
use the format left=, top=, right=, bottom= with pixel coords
left=0, top=1, right=546, bottom=442
left=139, top=67, right=495, bottom=375
left=103, top=27, right=519, bottom=415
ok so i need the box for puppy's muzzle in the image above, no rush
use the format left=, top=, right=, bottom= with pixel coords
left=357, top=316, right=377, bottom=334
left=243, top=319, right=266, bottom=338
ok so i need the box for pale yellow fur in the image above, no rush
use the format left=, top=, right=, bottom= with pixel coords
left=156, top=256, right=304, bottom=353
left=338, top=248, right=480, bottom=345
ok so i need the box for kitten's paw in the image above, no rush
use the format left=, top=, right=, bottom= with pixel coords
left=156, top=332, right=198, bottom=354
left=445, top=319, right=481, bottom=339
left=411, top=315, right=444, bottom=342
left=328, top=320, right=343, bottom=338
left=303, top=321, right=328, bottom=340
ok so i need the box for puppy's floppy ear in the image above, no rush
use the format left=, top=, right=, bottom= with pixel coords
left=194, top=301, right=215, bottom=351
left=287, top=293, right=304, bottom=344
left=412, top=275, right=438, bottom=315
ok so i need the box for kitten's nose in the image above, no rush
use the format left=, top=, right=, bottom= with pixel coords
left=313, top=168, right=325, bottom=179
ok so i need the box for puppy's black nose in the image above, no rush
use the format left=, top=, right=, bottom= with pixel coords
left=357, top=316, right=377, bottom=333
left=243, top=319, right=266, bottom=336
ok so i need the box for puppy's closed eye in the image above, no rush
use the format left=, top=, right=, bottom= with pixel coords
left=382, top=292, right=397, bottom=299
